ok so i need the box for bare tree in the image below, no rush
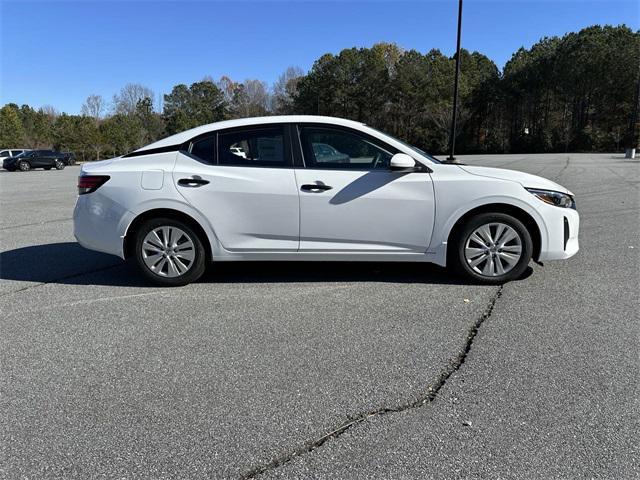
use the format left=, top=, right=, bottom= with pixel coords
left=216, top=75, right=238, bottom=105
left=272, top=66, right=304, bottom=114
left=81, top=94, right=105, bottom=120
left=228, top=79, right=271, bottom=118
left=244, top=79, right=270, bottom=116
left=40, top=105, right=60, bottom=119
left=113, top=83, right=154, bottom=115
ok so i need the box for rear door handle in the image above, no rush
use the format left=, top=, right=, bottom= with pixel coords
left=178, top=178, right=209, bottom=187
left=301, top=184, right=333, bottom=192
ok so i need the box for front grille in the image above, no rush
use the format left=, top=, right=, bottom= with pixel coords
left=563, top=217, right=570, bottom=251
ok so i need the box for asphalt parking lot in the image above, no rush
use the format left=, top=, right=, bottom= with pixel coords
left=1, top=154, right=638, bottom=479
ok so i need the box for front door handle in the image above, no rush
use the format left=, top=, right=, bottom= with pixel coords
left=301, top=184, right=333, bottom=192
left=178, top=178, right=209, bottom=187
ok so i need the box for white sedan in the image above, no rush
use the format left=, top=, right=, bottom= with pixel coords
left=73, top=116, right=579, bottom=286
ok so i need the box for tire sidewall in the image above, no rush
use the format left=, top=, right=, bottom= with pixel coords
left=453, top=212, right=533, bottom=284
left=134, top=217, right=206, bottom=286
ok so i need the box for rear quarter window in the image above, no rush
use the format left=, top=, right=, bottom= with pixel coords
left=189, top=136, right=215, bottom=164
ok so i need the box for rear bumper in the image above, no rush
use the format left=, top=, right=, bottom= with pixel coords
left=538, top=207, right=579, bottom=261
left=73, top=193, right=134, bottom=259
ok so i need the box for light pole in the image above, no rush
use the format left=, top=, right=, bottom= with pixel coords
left=447, top=0, right=463, bottom=162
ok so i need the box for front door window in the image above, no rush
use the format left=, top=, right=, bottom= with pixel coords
left=300, top=126, right=394, bottom=170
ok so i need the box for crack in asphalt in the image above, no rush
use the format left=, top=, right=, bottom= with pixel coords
left=0, top=217, right=72, bottom=231
left=240, top=285, right=504, bottom=479
left=604, top=166, right=640, bottom=188
left=555, top=156, right=571, bottom=180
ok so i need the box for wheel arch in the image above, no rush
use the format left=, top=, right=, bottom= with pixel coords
left=446, top=203, right=543, bottom=262
left=123, top=208, right=213, bottom=262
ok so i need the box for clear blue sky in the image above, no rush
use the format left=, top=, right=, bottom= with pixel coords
left=1, top=0, right=638, bottom=114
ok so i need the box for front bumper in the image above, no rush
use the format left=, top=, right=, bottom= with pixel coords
left=538, top=206, right=579, bottom=261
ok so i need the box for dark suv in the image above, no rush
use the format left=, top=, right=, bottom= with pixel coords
left=3, top=150, right=74, bottom=171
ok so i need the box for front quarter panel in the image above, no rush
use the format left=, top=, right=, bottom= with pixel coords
left=428, top=165, right=552, bottom=266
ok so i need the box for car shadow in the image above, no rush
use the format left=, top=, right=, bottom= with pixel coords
left=0, top=242, right=533, bottom=288
left=0, top=242, right=148, bottom=288
left=330, top=171, right=408, bottom=205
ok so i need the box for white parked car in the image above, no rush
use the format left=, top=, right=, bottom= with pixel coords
left=229, top=146, right=247, bottom=158
left=73, top=116, right=579, bottom=286
left=0, top=148, right=30, bottom=162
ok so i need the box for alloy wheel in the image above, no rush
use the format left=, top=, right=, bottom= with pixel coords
left=464, top=222, right=523, bottom=277
left=141, top=226, right=196, bottom=278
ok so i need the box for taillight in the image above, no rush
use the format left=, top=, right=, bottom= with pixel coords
left=78, top=175, right=110, bottom=195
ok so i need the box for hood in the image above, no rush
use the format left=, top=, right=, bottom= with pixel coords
left=458, top=165, right=573, bottom=195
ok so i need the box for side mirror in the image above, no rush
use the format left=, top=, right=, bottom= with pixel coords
left=390, top=153, right=418, bottom=172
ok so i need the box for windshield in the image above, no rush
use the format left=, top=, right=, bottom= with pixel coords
left=366, top=126, right=443, bottom=164
left=13, top=151, right=28, bottom=157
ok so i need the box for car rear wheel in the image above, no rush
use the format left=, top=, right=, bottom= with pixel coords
left=451, top=212, right=533, bottom=284
left=54, top=160, right=65, bottom=170
left=134, top=218, right=206, bottom=286
left=18, top=161, right=31, bottom=172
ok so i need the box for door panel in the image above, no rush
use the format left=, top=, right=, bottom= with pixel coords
left=30, top=152, right=43, bottom=167
left=37, top=151, right=54, bottom=167
left=295, top=124, right=435, bottom=252
left=295, top=169, right=435, bottom=252
left=173, top=126, right=299, bottom=251
left=30, top=152, right=44, bottom=167
left=174, top=155, right=299, bottom=251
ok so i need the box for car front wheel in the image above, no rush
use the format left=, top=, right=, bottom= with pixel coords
left=134, top=218, right=206, bottom=286
left=451, top=212, right=533, bottom=284
left=54, top=160, right=65, bottom=170
left=18, top=161, right=31, bottom=172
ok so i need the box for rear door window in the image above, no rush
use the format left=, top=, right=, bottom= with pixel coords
left=218, top=126, right=289, bottom=167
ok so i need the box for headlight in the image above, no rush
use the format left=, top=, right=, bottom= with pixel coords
left=526, top=188, right=576, bottom=209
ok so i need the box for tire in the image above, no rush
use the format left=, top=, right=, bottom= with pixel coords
left=134, top=217, right=206, bottom=286
left=54, top=160, right=65, bottom=170
left=450, top=212, right=533, bottom=284
left=18, top=161, right=31, bottom=172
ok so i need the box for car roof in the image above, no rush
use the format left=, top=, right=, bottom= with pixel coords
left=135, top=115, right=367, bottom=152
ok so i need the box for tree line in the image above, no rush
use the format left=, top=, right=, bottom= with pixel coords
left=0, top=25, right=638, bottom=160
